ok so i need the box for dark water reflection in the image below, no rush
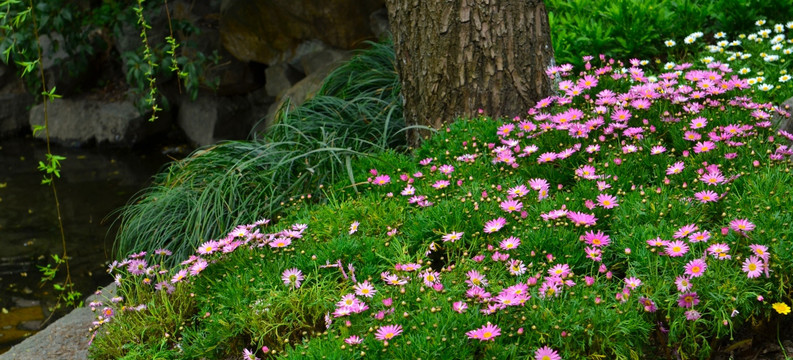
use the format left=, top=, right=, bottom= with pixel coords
left=0, top=136, right=177, bottom=352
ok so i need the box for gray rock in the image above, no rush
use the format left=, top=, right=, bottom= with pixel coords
left=0, top=79, right=34, bottom=137
left=10, top=297, right=39, bottom=309
left=219, top=0, right=383, bottom=65
left=0, top=283, right=116, bottom=360
left=259, top=54, right=351, bottom=133
left=369, top=7, right=391, bottom=40
left=17, top=320, right=43, bottom=332
left=286, top=39, right=331, bottom=74
left=29, top=98, right=171, bottom=146
left=176, top=92, right=254, bottom=147
left=38, top=32, right=91, bottom=97
left=265, top=62, right=305, bottom=98
left=38, top=33, right=70, bottom=69
left=299, top=48, right=351, bottom=77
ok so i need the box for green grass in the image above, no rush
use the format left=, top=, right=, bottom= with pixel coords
left=112, top=40, right=421, bottom=265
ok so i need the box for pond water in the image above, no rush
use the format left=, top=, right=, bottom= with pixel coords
left=0, top=136, right=181, bottom=353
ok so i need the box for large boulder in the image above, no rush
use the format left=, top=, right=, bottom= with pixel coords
left=0, top=76, right=34, bottom=137
left=176, top=91, right=266, bottom=147
left=28, top=99, right=171, bottom=146
left=257, top=51, right=352, bottom=134
left=219, top=0, right=383, bottom=65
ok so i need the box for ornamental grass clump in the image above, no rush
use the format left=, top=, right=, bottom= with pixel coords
left=91, top=22, right=793, bottom=360
left=113, top=41, right=410, bottom=266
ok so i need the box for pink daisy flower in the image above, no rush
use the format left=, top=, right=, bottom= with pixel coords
left=678, top=292, right=700, bottom=308
left=529, top=178, right=550, bottom=191
left=639, top=297, right=657, bottom=313
left=685, top=309, right=702, bottom=321
left=537, top=152, right=557, bottom=163
left=675, top=276, right=692, bottom=292
left=665, top=240, right=689, bottom=257
left=684, top=131, right=702, bottom=141
left=611, top=108, right=632, bottom=122
left=585, top=247, right=602, bottom=262
left=535, top=345, right=562, bottom=360
left=706, top=243, right=731, bottom=260
left=684, top=258, right=707, bottom=278
left=729, top=218, right=755, bottom=232
left=189, top=258, right=208, bottom=276
left=690, top=117, right=708, bottom=129
left=466, top=270, right=489, bottom=288
left=281, top=268, right=304, bottom=289
left=438, top=164, right=455, bottom=175
left=688, top=230, right=711, bottom=243
left=269, top=237, right=292, bottom=248
left=197, top=240, right=220, bottom=255
left=567, top=211, right=598, bottom=226
left=548, top=263, right=571, bottom=278
left=700, top=172, right=724, bottom=185
left=749, top=244, right=768, bottom=257
left=583, top=230, right=611, bottom=247
left=484, top=217, right=507, bottom=233
left=650, top=145, right=666, bottom=155
left=372, top=175, right=390, bottom=185
left=694, top=190, right=718, bottom=203
left=432, top=180, right=450, bottom=189
left=674, top=224, right=698, bottom=239
left=353, top=281, right=377, bottom=298
left=127, top=259, right=148, bottom=276
left=243, top=348, right=259, bottom=360
left=508, top=184, right=530, bottom=198
left=625, top=277, right=642, bottom=289
left=497, top=124, right=515, bottom=136
left=374, top=324, right=403, bottom=341
left=575, top=165, right=598, bottom=179
left=453, top=301, right=468, bottom=313
left=442, top=231, right=463, bottom=243
left=421, top=270, right=440, bottom=286
left=344, top=335, right=363, bottom=345
left=349, top=221, right=360, bottom=235
left=171, top=269, right=188, bottom=284
left=499, top=236, right=521, bottom=251
left=741, top=256, right=764, bottom=278
left=693, top=140, right=716, bottom=153
left=500, top=200, right=523, bottom=213
left=596, top=193, right=619, bottom=209
left=466, top=323, right=501, bottom=341
left=666, top=161, right=685, bottom=175
left=507, top=259, right=527, bottom=275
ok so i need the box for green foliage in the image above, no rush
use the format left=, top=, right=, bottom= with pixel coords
left=113, top=40, right=412, bottom=266
left=546, top=0, right=793, bottom=69
left=0, top=0, right=215, bottom=115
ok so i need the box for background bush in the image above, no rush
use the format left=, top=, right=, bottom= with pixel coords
left=546, top=0, right=793, bottom=68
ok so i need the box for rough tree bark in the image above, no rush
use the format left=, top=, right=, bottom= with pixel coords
left=385, top=0, right=554, bottom=146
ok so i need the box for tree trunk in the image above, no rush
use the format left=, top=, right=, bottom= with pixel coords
left=385, top=0, right=554, bottom=146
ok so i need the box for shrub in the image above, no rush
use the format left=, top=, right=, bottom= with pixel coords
left=546, top=0, right=793, bottom=69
